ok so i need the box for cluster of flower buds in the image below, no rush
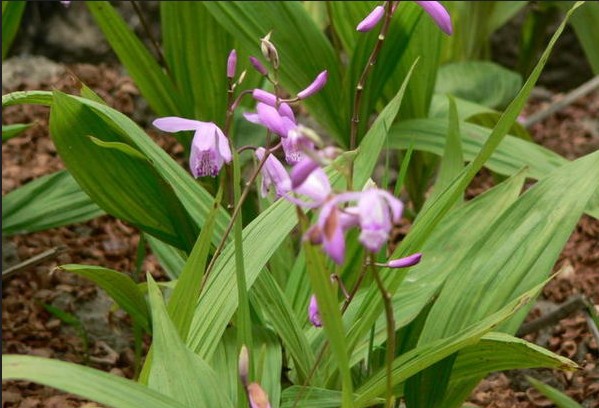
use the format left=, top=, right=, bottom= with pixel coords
left=357, top=1, right=453, bottom=36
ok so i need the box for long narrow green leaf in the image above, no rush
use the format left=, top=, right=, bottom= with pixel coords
left=58, top=264, right=150, bottom=332
left=2, top=0, right=25, bottom=59
left=50, top=91, right=198, bottom=252
left=2, top=170, right=104, bottom=236
left=146, top=276, right=233, bottom=407
left=2, top=355, right=186, bottom=408
left=144, top=234, right=187, bottom=280
left=561, top=1, right=599, bottom=74
left=86, top=1, right=181, bottom=116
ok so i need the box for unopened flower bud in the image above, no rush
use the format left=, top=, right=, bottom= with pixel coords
left=260, top=32, right=280, bottom=69
left=414, top=1, right=453, bottom=35
left=247, top=382, right=272, bottom=408
left=387, top=253, right=422, bottom=268
left=356, top=6, right=385, bottom=32
left=308, top=295, right=322, bottom=327
left=252, top=89, right=278, bottom=106
left=227, top=49, right=237, bottom=79
left=297, top=70, right=328, bottom=100
left=238, top=345, right=249, bottom=386
left=249, top=56, right=269, bottom=76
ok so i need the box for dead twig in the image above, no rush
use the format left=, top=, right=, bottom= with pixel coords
left=2, top=246, right=66, bottom=280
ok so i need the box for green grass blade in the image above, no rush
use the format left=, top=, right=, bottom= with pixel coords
left=2, top=355, right=186, bottom=408
left=86, top=1, right=182, bottom=116
left=2, top=170, right=104, bottom=236
left=58, top=264, right=150, bottom=332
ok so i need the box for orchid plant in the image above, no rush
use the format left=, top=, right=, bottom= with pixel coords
left=2, top=1, right=597, bottom=408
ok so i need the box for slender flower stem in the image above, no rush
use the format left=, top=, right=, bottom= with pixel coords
left=349, top=0, right=394, bottom=152
left=341, top=254, right=368, bottom=314
left=370, top=257, right=395, bottom=408
left=201, top=142, right=282, bottom=289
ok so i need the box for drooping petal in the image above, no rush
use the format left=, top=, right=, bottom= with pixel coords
left=357, top=189, right=392, bottom=252
left=297, top=70, right=328, bottom=99
left=356, top=5, right=385, bottom=32
left=414, top=1, right=453, bottom=35
left=387, top=253, right=422, bottom=268
left=278, top=103, right=295, bottom=122
left=290, top=157, right=319, bottom=189
left=153, top=116, right=202, bottom=133
left=256, top=103, right=288, bottom=137
left=215, top=127, right=232, bottom=164
left=255, top=147, right=291, bottom=198
left=308, top=295, right=322, bottom=327
left=378, top=190, right=404, bottom=222
left=189, top=123, right=225, bottom=178
left=294, top=167, right=331, bottom=205
left=321, top=204, right=346, bottom=265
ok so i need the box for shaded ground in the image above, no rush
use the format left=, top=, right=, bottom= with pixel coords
left=2, top=58, right=598, bottom=408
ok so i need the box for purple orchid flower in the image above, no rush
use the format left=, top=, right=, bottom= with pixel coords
left=308, top=294, right=322, bottom=327
left=414, top=1, right=453, bottom=35
left=356, top=188, right=403, bottom=253
left=286, top=166, right=331, bottom=209
left=153, top=117, right=231, bottom=178
left=244, top=102, right=296, bottom=138
left=255, top=147, right=291, bottom=198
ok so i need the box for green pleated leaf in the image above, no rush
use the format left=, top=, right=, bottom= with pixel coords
left=58, top=264, right=150, bottom=332
left=50, top=91, right=198, bottom=252
left=203, top=1, right=344, bottom=142
left=86, top=1, right=181, bottom=116
left=145, top=234, right=187, bottom=280
left=440, top=333, right=577, bottom=408
left=7, top=91, right=230, bottom=247
left=161, top=2, right=233, bottom=123
left=2, top=0, right=25, bottom=59
left=354, top=282, right=548, bottom=406
left=436, top=61, right=523, bottom=109
left=558, top=1, right=599, bottom=74
left=2, top=170, right=104, bottom=236
left=2, top=355, right=186, bottom=408
left=341, top=0, right=584, bottom=373
left=2, top=123, right=32, bottom=142
left=353, top=59, right=418, bottom=188
left=347, top=168, right=527, bottom=367
left=251, top=271, right=316, bottom=383
left=281, top=386, right=384, bottom=408
left=526, top=376, right=583, bottom=408
left=146, top=275, right=233, bottom=407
